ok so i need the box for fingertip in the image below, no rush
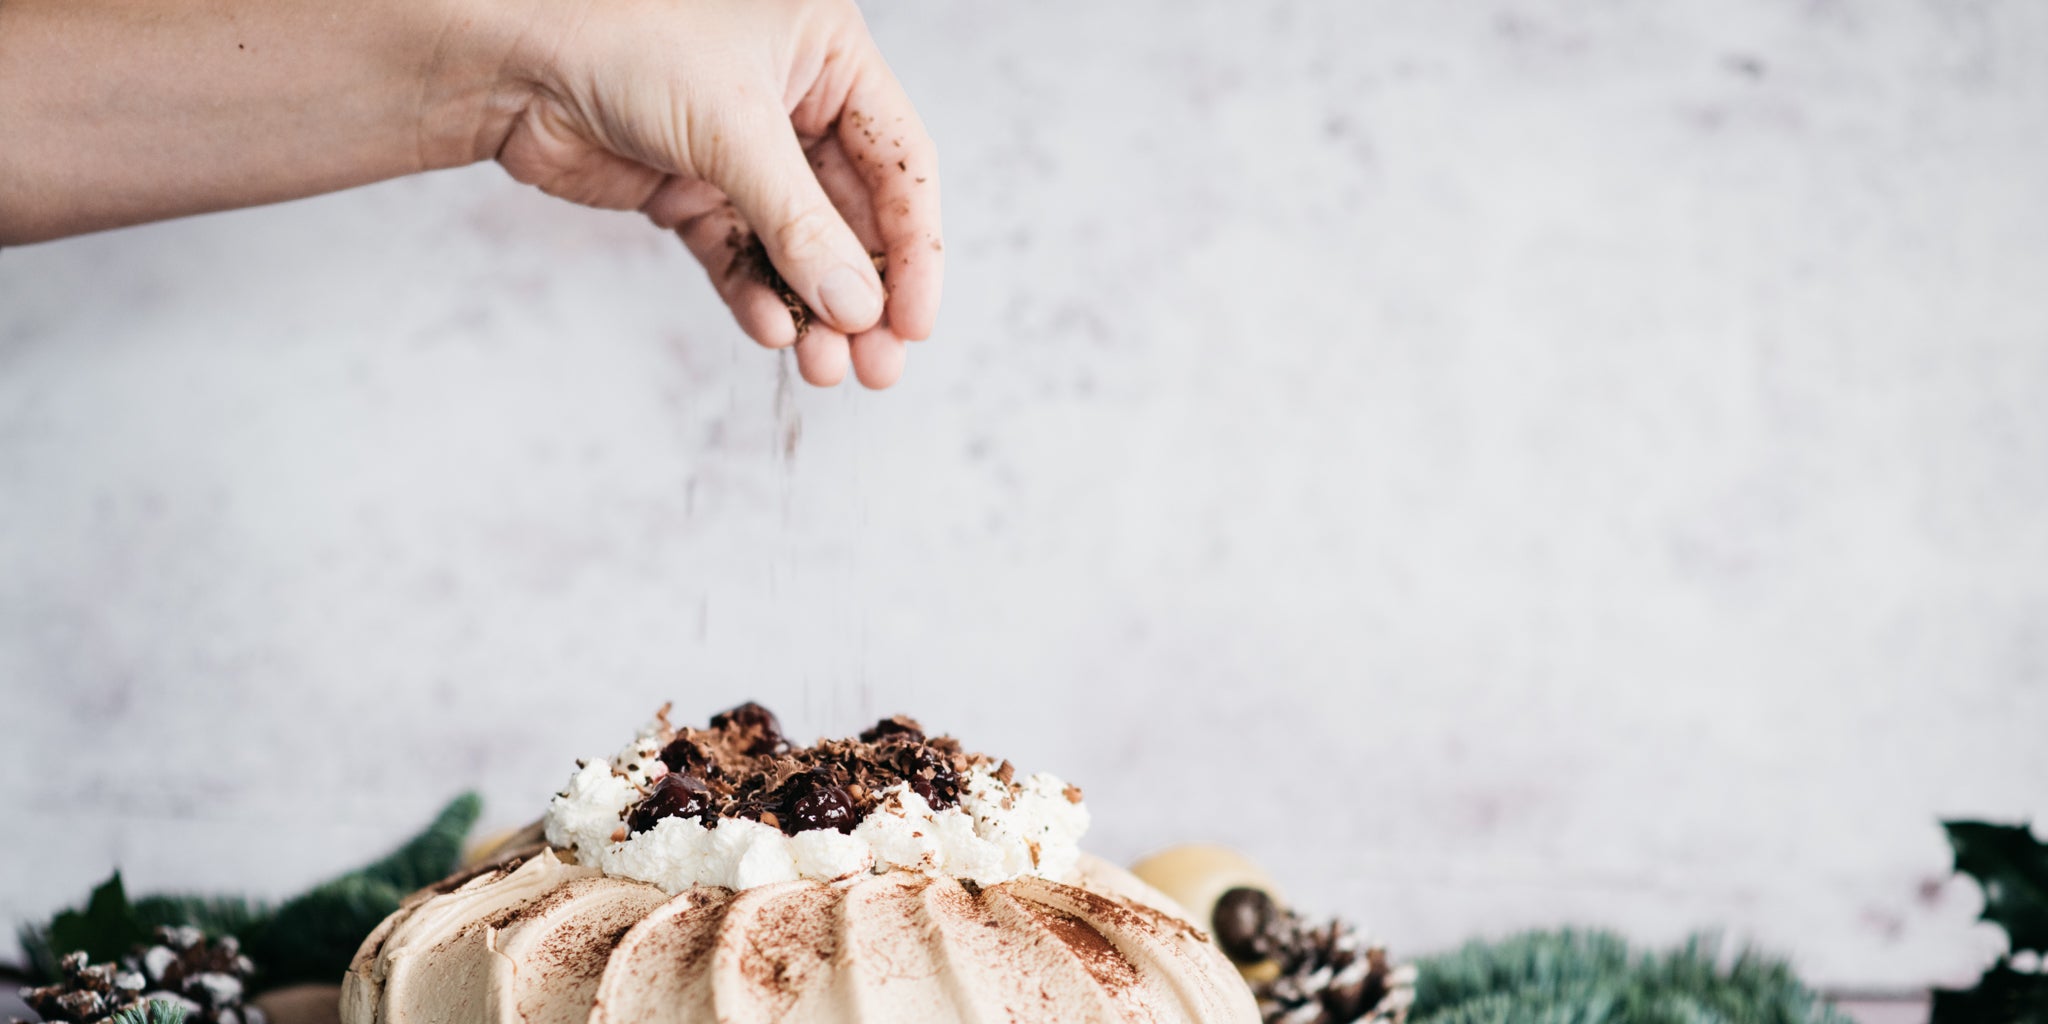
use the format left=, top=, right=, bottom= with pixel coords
left=883, top=247, right=942, bottom=340
left=817, top=262, right=886, bottom=335
left=796, top=330, right=851, bottom=387
left=705, top=107, right=881, bottom=339
left=887, top=294, right=937, bottom=342
left=734, top=283, right=801, bottom=348
left=851, top=329, right=907, bottom=389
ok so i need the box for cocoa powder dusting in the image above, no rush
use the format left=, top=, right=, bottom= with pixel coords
left=1015, top=902, right=1143, bottom=999
left=731, top=886, right=845, bottom=1014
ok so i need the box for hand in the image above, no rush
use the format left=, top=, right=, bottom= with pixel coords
left=493, top=0, right=943, bottom=389
left=0, top=0, right=941, bottom=389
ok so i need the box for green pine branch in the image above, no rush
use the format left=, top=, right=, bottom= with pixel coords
left=16, top=793, right=481, bottom=993
left=247, top=791, right=481, bottom=988
left=107, top=1000, right=191, bottom=1024
left=357, top=791, right=483, bottom=893
left=21, top=873, right=154, bottom=980
left=1411, top=929, right=1850, bottom=1024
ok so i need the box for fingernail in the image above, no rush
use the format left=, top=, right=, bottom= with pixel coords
left=818, top=265, right=883, bottom=329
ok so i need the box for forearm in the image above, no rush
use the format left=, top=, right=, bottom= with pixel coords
left=0, top=0, right=532, bottom=244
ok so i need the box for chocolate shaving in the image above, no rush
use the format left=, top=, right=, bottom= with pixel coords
left=626, top=703, right=997, bottom=839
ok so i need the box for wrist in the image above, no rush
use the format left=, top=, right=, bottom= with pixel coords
left=413, top=0, right=564, bottom=170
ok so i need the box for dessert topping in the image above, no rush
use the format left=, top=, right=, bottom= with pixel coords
left=623, top=704, right=973, bottom=833
left=625, top=773, right=713, bottom=835
left=544, top=703, right=1090, bottom=892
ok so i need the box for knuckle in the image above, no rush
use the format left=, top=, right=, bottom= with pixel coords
left=772, top=202, right=843, bottom=259
left=803, top=0, right=863, bottom=20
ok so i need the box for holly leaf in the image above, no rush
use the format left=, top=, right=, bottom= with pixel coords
left=1931, top=959, right=2048, bottom=1024
left=1946, top=821, right=2048, bottom=955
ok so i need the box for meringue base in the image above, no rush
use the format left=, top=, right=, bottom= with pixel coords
left=343, top=848, right=1259, bottom=1024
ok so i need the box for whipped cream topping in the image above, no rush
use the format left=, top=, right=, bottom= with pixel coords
left=543, top=707, right=1091, bottom=892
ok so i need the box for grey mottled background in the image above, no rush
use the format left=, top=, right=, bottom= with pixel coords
left=3, top=0, right=2045, bottom=991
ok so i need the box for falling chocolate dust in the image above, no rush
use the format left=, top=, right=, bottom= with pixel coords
left=724, top=228, right=803, bottom=462
left=730, top=230, right=888, bottom=465
left=774, top=349, right=802, bottom=462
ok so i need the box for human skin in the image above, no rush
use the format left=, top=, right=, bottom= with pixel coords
left=0, top=0, right=941, bottom=388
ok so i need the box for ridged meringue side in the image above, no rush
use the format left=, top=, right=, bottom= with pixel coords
left=491, top=874, right=671, bottom=1024
left=343, top=849, right=592, bottom=1024
left=343, top=851, right=1258, bottom=1024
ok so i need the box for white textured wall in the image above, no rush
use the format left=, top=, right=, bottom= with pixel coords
left=3, top=0, right=2045, bottom=991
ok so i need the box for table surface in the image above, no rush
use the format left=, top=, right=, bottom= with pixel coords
left=0, top=987, right=1934, bottom=1023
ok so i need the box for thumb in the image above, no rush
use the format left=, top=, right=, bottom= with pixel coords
left=701, top=106, right=883, bottom=334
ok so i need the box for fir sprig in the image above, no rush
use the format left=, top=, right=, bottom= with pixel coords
left=1410, top=930, right=1850, bottom=1024
left=105, top=1001, right=188, bottom=1024
left=254, top=792, right=481, bottom=987
left=21, top=874, right=150, bottom=981
left=21, top=881, right=269, bottom=984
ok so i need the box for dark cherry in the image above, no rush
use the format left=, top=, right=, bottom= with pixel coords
left=626, top=773, right=712, bottom=834
left=781, top=773, right=858, bottom=834
left=858, top=715, right=926, bottom=744
left=709, top=701, right=787, bottom=756
left=1212, top=887, right=1281, bottom=965
left=658, top=736, right=714, bottom=776
left=897, top=748, right=959, bottom=808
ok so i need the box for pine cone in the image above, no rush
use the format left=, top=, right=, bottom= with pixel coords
left=19, top=952, right=144, bottom=1024
left=14, top=929, right=267, bottom=1024
left=1248, top=906, right=1415, bottom=1024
